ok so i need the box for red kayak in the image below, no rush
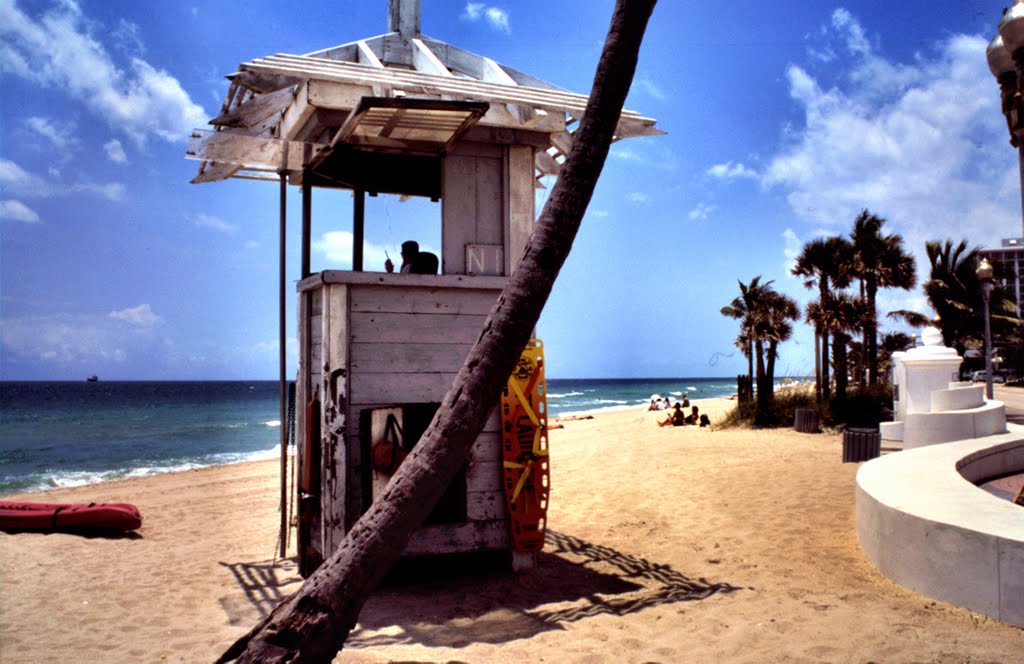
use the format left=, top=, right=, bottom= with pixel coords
left=0, top=501, right=142, bottom=532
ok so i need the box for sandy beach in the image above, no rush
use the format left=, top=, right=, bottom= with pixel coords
left=2, top=396, right=1022, bottom=662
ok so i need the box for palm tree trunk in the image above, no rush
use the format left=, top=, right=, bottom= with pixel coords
left=867, top=280, right=878, bottom=385
left=755, top=338, right=768, bottom=422
left=820, top=284, right=831, bottom=403
left=216, top=2, right=657, bottom=662
left=814, top=328, right=821, bottom=405
left=833, top=333, right=848, bottom=406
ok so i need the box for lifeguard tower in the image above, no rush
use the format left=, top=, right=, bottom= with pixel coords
left=187, top=0, right=660, bottom=576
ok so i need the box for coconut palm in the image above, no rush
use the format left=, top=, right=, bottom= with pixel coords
left=792, top=236, right=854, bottom=403
left=849, top=210, right=916, bottom=385
left=218, top=2, right=658, bottom=660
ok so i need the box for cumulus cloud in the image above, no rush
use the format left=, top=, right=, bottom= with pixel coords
left=707, top=161, right=759, bottom=180
left=313, top=231, right=434, bottom=270
left=751, top=9, right=1014, bottom=312
left=461, top=3, right=510, bottom=34
left=104, top=139, right=127, bottom=163
left=109, top=303, right=162, bottom=326
left=0, top=0, right=209, bottom=144
left=0, top=158, right=46, bottom=192
left=689, top=202, right=715, bottom=221
left=781, top=228, right=802, bottom=275
left=0, top=199, right=40, bottom=222
left=627, top=192, right=650, bottom=205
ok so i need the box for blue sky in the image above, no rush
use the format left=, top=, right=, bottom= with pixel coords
left=1, top=0, right=1018, bottom=380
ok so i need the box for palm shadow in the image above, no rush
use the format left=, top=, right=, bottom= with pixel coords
left=347, top=530, right=742, bottom=649
left=219, top=531, right=742, bottom=649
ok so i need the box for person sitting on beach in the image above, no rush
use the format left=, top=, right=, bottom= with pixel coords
left=699, top=413, right=711, bottom=428
left=648, top=398, right=659, bottom=411
left=685, top=405, right=700, bottom=425
left=681, top=397, right=690, bottom=408
left=659, top=402, right=686, bottom=427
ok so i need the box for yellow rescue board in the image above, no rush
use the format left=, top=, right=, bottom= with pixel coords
left=500, top=339, right=550, bottom=552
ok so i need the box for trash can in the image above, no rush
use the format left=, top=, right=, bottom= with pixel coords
left=842, top=428, right=881, bottom=463
left=794, top=408, right=820, bottom=433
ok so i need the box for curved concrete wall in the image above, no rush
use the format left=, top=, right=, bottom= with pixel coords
left=930, top=384, right=983, bottom=412
left=856, top=429, right=1024, bottom=627
left=902, top=401, right=1006, bottom=449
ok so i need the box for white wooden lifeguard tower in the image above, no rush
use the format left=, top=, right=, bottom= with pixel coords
left=187, top=0, right=660, bottom=576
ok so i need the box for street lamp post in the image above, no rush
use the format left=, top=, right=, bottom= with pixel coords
left=977, top=258, right=995, bottom=400
left=989, top=1, right=1024, bottom=238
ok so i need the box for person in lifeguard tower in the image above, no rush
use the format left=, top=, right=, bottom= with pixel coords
left=385, top=240, right=419, bottom=273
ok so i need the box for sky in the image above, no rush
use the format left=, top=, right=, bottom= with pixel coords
left=1, top=0, right=1020, bottom=381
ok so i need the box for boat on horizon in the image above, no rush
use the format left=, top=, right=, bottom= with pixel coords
left=86, top=375, right=99, bottom=382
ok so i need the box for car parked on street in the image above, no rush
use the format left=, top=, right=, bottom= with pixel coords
left=970, top=370, right=1006, bottom=384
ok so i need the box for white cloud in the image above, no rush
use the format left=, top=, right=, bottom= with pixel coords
left=104, top=139, right=127, bottom=163
left=194, top=212, right=237, bottom=233
left=627, top=192, right=650, bottom=205
left=26, top=116, right=77, bottom=151
left=461, top=3, right=510, bottom=34
left=3, top=309, right=157, bottom=367
left=0, top=199, right=40, bottom=222
left=782, top=227, right=802, bottom=275
left=707, top=161, right=759, bottom=180
left=688, top=202, right=715, bottom=221
left=635, top=78, right=666, bottom=101
left=109, top=304, right=162, bottom=327
left=758, top=10, right=1012, bottom=302
left=314, top=231, right=435, bottom=271
left=0, top=158, right=46, bottom=191
left=1, top=158, right=124, bottom=201
left=0, top=0, right=209, bottom=144
left=73, top=181, right=125, bottom=201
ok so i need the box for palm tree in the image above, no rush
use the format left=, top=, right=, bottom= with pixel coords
left=218, top=2, right=658, bottom=661
left=758, top=289, right=799, bottom=405
left=849, top=210, right=916, bottom=385
left=792, top=236, right=853, bottom=403
left=722, top=278, right=799, bottom=422
left=922, top=240, right=982, bottom=355
left=818, top=291, right=867, bottom=406
left=721, top=276, right=767, bottom=402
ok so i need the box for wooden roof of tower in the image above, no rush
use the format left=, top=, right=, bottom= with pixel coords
left=187, top=0, right=662, bottom=187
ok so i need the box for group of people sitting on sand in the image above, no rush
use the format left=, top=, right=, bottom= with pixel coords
left=648, top=395, right=689, bottom=411
left=656, top=401, right=710, bottom=428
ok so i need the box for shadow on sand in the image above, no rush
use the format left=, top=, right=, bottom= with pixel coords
left=221, top=530, right=741, bottom=649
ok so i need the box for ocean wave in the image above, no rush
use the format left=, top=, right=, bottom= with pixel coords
left=4, top=445, right=284, bottom=495
left=263, top=420, right=282, bottom=427
left=547, top=391, right=585, bottom=398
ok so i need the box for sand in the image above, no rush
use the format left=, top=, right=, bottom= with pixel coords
left=2, top=397, right=1022, bottom=662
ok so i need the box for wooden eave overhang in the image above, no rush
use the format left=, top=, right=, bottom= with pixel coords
left=187, top=31, right=663, bottom=186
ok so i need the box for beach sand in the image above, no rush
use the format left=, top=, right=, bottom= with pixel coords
left=2, top=397, right=1022, bottom=662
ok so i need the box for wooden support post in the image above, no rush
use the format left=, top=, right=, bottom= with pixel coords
left=353, top=188, right=365, bottom=272
left=278, top=167, right=289, bottom=559
left=301, top=172, right=312, bottom=279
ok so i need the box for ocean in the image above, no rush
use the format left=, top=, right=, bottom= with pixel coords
left=0, top=377, right=753, bottom=495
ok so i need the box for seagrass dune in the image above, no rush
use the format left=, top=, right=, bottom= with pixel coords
left=2, top=398, right=1022, bottom=662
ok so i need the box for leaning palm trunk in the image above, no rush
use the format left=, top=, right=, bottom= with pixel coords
left=216, top=2, right=657, bottom=662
